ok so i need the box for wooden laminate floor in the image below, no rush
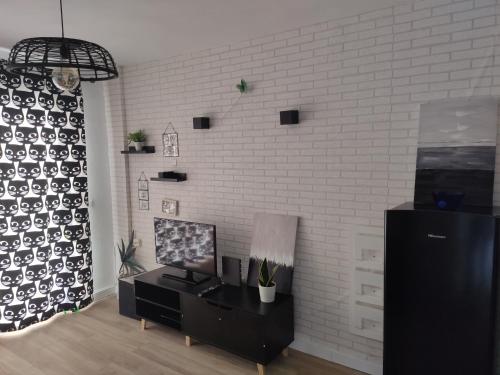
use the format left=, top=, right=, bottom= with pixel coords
left=0, top=297, right=365, bottom=375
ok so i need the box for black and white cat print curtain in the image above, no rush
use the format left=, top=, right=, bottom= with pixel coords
left=0, top=61, right=92, bottom=332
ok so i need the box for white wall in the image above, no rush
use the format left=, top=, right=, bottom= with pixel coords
left=104, top=1, right=500, bottom=374
left=82, top=83, right=116, bottom=297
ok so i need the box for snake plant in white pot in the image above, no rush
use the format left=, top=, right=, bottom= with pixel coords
left=258, top=258, right=279, bottom=303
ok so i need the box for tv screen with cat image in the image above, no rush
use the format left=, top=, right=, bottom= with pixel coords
left=154, top=218, right=216, bottom=276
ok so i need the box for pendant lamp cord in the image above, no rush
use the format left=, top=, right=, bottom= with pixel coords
left=60, top=0, right=65, bottom=38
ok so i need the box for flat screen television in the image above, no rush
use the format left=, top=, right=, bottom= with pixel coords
left=154, top=217, right=216, bottom=284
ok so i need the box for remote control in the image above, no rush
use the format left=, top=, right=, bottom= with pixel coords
left=198, top=283, right=222, bottom=297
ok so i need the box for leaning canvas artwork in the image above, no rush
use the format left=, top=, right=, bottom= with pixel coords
left=415, top=97, right=498, bottom=208
left=247, top=213, right=298, bottom=294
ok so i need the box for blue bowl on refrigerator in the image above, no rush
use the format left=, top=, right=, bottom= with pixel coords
left=432, top=191, right=465, bottom=210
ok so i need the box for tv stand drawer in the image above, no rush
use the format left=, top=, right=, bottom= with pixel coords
left=135, top=280, right=180, bottom=310
left=181, top=294, right=273, bottom=363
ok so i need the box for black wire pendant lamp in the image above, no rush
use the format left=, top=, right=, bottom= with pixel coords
left=7, top=0, right=118, bottom=90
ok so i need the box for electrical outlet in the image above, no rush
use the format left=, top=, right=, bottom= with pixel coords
left=133, top=238, right=142, bottom=248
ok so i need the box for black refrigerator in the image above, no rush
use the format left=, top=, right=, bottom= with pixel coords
left=384, top=203, right=499, bottom=375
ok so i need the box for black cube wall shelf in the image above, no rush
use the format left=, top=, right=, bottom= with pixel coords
left=280, top=110, right=299, bottom=125
left=121, top=146, right=156, bottom=154
left=193, top=117, right=210, bottom=129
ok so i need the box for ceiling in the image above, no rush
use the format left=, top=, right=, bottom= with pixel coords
left=0, top=0, right=409, bottom=66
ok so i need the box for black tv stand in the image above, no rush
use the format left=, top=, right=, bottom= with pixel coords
left=161, top=269, right=210, bottom=285
left=134, top=267, right=294, bottom=375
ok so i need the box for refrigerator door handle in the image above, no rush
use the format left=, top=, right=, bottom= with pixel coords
left=427, top=233, right=447, bottom=239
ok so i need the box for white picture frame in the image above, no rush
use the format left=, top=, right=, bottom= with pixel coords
left=162, top=198, right=178, bottom=216
left=139, top=200, right=149, bottom=211
left=138, top=180, right=148, bottom=191
left=163, top=132, right=179, bottom=157
left=138, top=190, right=149, bottom=200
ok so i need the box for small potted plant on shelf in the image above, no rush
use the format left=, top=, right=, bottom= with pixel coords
left=117, top=231, right=146, bottom=319
left=128, top=130, right=147, bottom=152
left=258, top=258, right=279, bottom=303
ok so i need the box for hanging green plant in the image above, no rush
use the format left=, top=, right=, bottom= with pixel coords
left=236, top=79, right=248, bottom=94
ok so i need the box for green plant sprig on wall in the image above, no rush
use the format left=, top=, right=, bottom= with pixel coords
left=236, top=79, right=248, bottom=94
left=128, top=130, right=146, bottom=142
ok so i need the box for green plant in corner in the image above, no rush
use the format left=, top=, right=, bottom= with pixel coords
left=128, top=130, right=146, bottom=143
left=258, top=258, right=279, bottom=287
left=236, top=79, right=248, bottom=94
left=117, top=230, right=146, bottom=278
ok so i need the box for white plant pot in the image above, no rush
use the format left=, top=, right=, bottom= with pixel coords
left=259, top=283, right=276, bottom=303
left=133, top=141, right=145, bottom=152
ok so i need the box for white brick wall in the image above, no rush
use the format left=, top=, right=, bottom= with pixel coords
left=104, top=1, right=500, bottom=373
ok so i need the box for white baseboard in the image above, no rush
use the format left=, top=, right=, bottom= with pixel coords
left=290, top=333, right=383, bottom=375
left=93, top=285, right=116, bottom=302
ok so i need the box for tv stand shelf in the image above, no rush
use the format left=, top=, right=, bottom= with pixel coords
left=134, top=267, right=294, bottom=375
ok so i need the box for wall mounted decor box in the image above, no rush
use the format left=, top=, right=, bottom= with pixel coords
left=193, top=117, right=210, bottom=129
left=280, top=110, right=299, bottom=125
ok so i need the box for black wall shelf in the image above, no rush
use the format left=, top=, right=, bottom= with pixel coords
left=151, top=174, right=187, bottom=182
left=121, top=146, right=156, bottom=154
left=193, top=117, right=210, bottom=129
left=280, top=110, right=299, bottom=125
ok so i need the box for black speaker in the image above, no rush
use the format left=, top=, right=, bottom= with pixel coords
left=193, top=117, right=210, bottom=129
left=221, top=256, right=241, bottom=287
left=280, top=110, right=299, bottom=125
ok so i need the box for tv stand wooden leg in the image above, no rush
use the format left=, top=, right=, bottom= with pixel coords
left=185, top=336, right=192, bottom=347
left=140, top=319, right=147, bottom=331
left=257, top=363, right=265, bottom=375
left=282, top=347, right=289, bottom=357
